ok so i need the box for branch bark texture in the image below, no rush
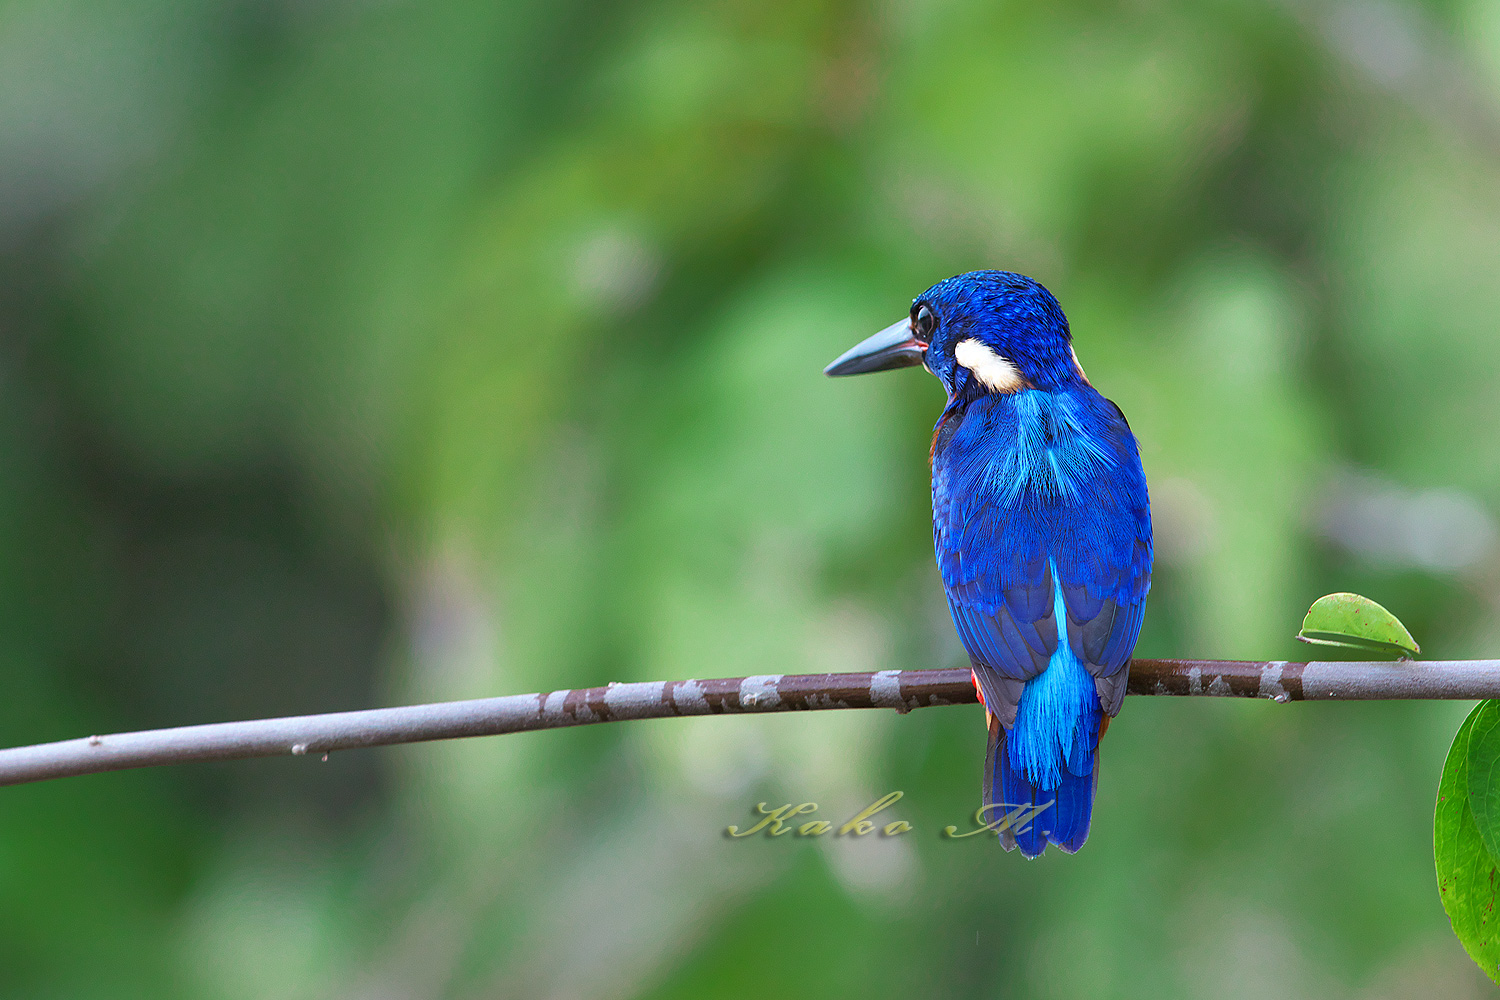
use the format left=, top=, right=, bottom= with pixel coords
left=1, top=658, right=1496, bottom=788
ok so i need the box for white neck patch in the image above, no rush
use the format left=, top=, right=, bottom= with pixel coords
left=954, top=338, right=1027, bottom=394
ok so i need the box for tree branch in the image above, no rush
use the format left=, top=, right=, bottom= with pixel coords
left=1, top=657, right=1496, bottom=788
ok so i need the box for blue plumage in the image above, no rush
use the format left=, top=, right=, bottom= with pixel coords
left=826, top=270, right=1152, bottom=858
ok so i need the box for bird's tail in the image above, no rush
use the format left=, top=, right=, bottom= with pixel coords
left=984, top=714, right=1099, bottom=858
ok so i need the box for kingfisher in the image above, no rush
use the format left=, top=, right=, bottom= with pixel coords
left=825, top=270, right=1152, bottom=857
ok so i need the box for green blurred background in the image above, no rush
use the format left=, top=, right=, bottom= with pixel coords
left=1, top=0, right=1499, bottom=995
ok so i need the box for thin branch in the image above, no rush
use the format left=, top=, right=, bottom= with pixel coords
left=0, top=657, right=1497, bottom=788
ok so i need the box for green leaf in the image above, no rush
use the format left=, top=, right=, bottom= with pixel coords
left=1469, top=702, right=1500, bottom=865
left=1435, top=702, right=1500, bottom=984
left=1296, top=592, right=1420, bottom=658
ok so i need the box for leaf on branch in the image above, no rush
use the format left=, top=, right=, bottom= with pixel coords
left=1296, top=592, right=1419, bottom=659
left=1435, top=701, right=1500, bottom=984
left=1468, top=703, right=1500, bottom=868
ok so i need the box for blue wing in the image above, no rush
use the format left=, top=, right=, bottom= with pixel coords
left=933, top=389, right=1151, bottom=723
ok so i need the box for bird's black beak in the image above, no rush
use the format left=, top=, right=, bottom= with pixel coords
left=823, top=318, right=928, bottom=377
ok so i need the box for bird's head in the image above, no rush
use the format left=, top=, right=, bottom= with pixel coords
left=825, top=270, right=1084, bottom=397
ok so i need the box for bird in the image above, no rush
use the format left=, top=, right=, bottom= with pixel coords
left=824, top=270, right=1152, bottom=857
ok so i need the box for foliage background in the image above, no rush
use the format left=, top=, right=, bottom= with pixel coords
left=1, top=0, right=1499, bottom=996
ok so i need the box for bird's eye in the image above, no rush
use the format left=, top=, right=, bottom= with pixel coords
left=913, top=304, right=936, bottom=343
